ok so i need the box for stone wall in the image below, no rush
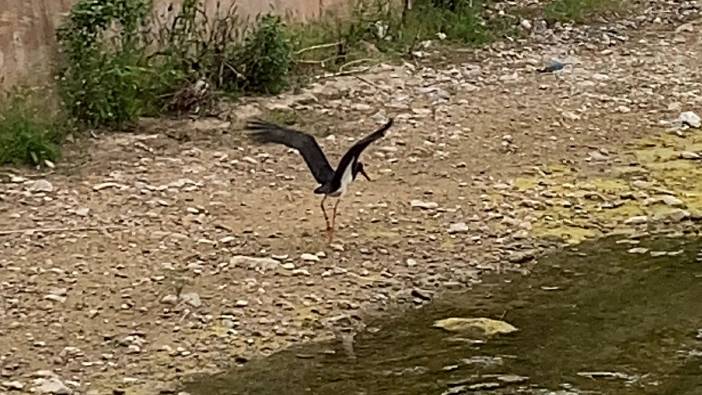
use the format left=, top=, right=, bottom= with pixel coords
left=0, top=0, right=347, bottom=91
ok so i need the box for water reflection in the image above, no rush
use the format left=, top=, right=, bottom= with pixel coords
left=183, top=236, right=702, bottom=395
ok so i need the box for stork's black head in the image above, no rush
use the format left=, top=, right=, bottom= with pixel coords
left=354, top=162, right=371, bottom=181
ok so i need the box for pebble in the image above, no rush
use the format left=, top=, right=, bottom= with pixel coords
left=411, top=288, right=433, bottom=301
left=678, top=111, right=701, bottom=128
left=588, top=150, right=609, bottom=161
left=32, top=377, right=71, bottom=394
left=161, top=295, right=179, bottom=305
left=508, top=251, right=536, bottom=264
left=624, top=215, right=648, bottom=225
left=352, top=103, right=373, bottom=112
left=74, top=207, right=90, bottom=216
left=92, top=182, right=125, bottom=191
left=659, top=209, right=690, bottom=222
left=631, top=180, right=650, bottom=189
left=2, top=381, right=24, bottom=390
left=219, top=236, right=236, bottom=244
left=180, top=292, right=202, bottom=308
left=628, top=247, right=650, bottom=254
left=281, top=262, right=296, bottom=270
left=44, top=295, right=67, bottom=304
left=448, top=222, right=470, bottom=234
left=300, top=253, right=320, bottom=262
left=126, top=345, right=141, bottom=354
left=680, top=151, right=700, bottom=160
left=292, top=269, right=310, bottom=276
left=230, top=255, right=279, bottom=271
left=411, top=200, right=439, bottom=209
left=27, top=179, right=54, bottom=193
left=660, top=195, right=684, bottom=207
left=235, top=300, right=249, bottom=307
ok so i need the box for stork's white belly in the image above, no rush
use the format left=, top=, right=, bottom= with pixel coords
left=331, top=162, right=355, bottom=197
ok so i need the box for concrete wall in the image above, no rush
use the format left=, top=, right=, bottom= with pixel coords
left=0, top=0, right=347, bottom=91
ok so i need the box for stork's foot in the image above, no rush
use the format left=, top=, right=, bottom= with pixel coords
left=325, top=227, right=335, bottom=243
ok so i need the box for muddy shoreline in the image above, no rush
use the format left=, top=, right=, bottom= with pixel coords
left=180, top=236, right=702, bottom=395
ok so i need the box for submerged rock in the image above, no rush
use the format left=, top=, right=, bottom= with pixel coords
left=433, top=317, right=518, bottom=336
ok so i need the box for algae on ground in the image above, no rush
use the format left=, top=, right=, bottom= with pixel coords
left=520, top=131, right=702, bottom=245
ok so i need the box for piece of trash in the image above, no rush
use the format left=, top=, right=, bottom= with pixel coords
left=537, top=60, right=565, bottom=73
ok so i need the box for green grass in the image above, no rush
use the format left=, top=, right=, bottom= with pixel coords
left=0, top=90, right=66, bottom=166
left=545, top=0, right=625, bottom=23
left=398, top=0, right=496, bottom=47
left=289, top=0, right=514, bottom=77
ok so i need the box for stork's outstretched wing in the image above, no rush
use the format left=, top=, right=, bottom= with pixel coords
left=245, top=119, right=335, bottom=185
left=335, top=118, right=394, bottom=170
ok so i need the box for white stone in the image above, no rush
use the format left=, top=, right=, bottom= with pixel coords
left=624, top=215, right=648, bottom=225
left=161, top=295, right=178, bottom=305
left=678, top=111, right=701, bottom=128
left=411, top=200, right=439, bottom=209
left=230, top=255, right=279, bottom=271
left=33, top=377, right=71, bottom=395
left=180, top=292, right=202, bottom=308
left=448, top=222, right=470, bottom=234
left=27, top=179, right=54, bottom=193
left=300, top=253, right=320, bottom=262
left=660, top=195, right=684, bottom=207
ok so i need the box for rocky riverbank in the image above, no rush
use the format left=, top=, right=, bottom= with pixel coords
left=1, top=2, right=702, bottom=393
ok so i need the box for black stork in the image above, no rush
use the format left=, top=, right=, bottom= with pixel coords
left=245, top=118, right=395, bottom=242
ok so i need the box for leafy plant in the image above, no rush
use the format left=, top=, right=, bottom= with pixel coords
left=0, top=89, right=66, bottom=166
left=56, top=0, right=297, bottom=123
left=150, top=0, right=243, bottom=108
left=227, top=14, right=293, bottom=94
left=56, top=0, right=152, bottom=128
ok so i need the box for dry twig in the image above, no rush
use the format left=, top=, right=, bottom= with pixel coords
left=0, top=225, right=124, bottom=236
left=294, top=42, right=342, bottom=56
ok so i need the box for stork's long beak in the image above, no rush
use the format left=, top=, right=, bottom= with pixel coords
left=359, top=167, right=371, bottom=181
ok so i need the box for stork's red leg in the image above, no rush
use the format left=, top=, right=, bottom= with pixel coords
left=329, top=198, right=342, bottom=242
left=320, top=195, right=330, bottom=231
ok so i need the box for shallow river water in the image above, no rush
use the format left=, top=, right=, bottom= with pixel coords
left=182, top=236, right=702, bottom=395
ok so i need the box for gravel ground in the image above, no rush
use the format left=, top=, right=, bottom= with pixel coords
left=1, top=1, right=702, bottom=394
